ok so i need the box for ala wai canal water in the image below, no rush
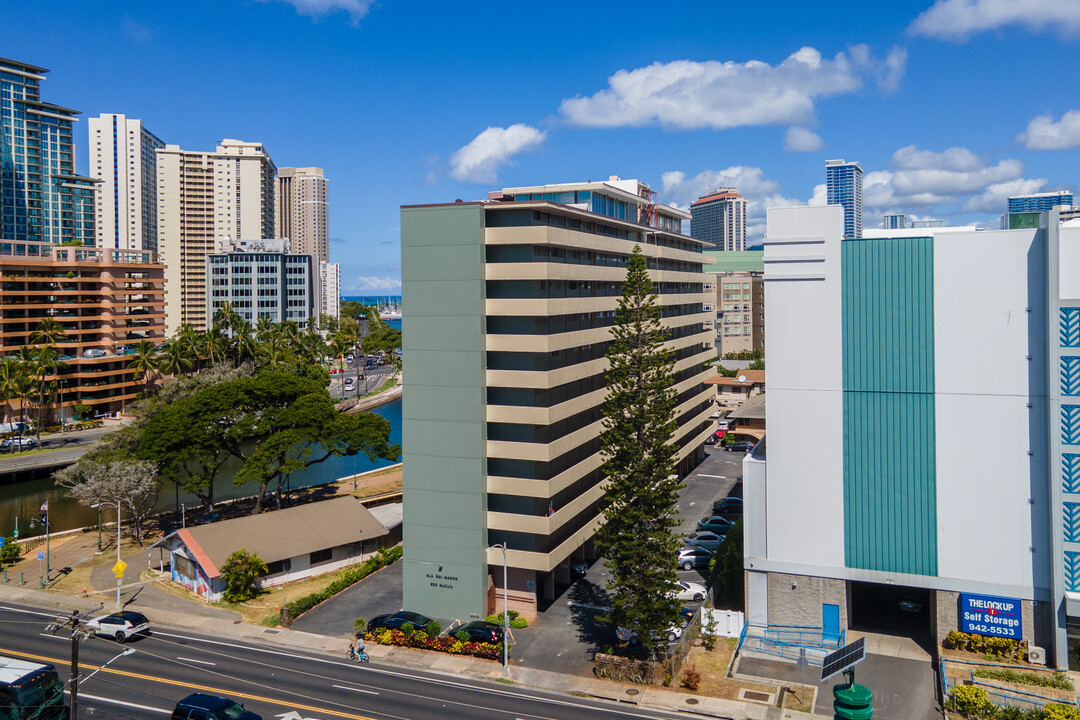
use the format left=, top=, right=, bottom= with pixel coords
left=0, top=397, right=403, bottom=537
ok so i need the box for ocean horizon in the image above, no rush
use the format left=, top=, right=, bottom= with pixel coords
left=341, top=295, right=401, bottom=306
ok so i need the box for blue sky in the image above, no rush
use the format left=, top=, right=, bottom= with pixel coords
left=4, top=0, right=1079, bottom=292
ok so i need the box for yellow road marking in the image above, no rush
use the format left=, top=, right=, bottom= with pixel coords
left=5, top=646, right=379, bottom=720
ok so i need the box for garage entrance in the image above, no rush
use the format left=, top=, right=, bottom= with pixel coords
left=849, top=581, right=933, bottom=651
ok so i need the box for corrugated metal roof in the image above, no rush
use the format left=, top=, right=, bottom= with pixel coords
left=182, top=496, right=388, bottom=578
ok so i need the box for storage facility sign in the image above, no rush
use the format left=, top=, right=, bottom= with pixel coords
left=960, top=592, right=1022, bottom=639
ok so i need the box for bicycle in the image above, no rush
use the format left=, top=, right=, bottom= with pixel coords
left=346, top=646, right=369, bottom=663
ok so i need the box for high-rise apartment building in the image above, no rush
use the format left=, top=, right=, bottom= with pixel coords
left=825, top=159, right=863, bottom=239
left=883, top=213, right=907, bottom=230
left=1008, top=191, right=1074, bottom=214
left=401, top=176, right=715, bottom=621
left=206, top=238, right=319, bottom=330
left=276, top=167, right=329, bottom=263
left=0, top=57, right=97, bottom=245
left=88, top=114, right=164, bottom=253
left=157, top=139, right=276, bottom=335
left=691, top=188, right=747, bottom=251
left=703, top=251, right=765, bottom=357
left=320, top=260, right=340, bottom=319
left=0, top=240, right=165, bottom=419
left=746, top=205, right=1080, bottom=669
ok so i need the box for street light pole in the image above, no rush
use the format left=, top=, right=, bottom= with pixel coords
left=115, top=500, right=122, bottom=610
left=486, top=543, right=509, bottom=677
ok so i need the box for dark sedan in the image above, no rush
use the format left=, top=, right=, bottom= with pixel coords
left=725, top=440, right=755, bottom=453
left=697, top=515, right=737, bottom=534
left=366, top=610, right=433, bottom=632
left=711, top=497, right=743, bottom=516
left=454, top=620, right=504, bottom=644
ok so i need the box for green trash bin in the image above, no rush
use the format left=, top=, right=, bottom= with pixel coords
left=833, top=679, right=873, bottom=720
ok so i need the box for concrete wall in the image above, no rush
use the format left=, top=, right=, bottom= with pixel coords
left=401, top=203, right=490, bottom=621
left=765, top=572, right=847, bottom=629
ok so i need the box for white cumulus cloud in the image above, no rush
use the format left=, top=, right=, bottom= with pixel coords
left=661, top=166, right=814, bottom=242
left=449, top=124, right=546, bottom=184
left=559, top=45, right=905, bottom=130
left=785, top=127, right=824, bottom=153
left=908, top=0, right=1080, bottom=40
left=1018, top=110, right=1080, bottom=150
left=961, top=178, right=1049, bottom=213
left=347, top=276, right=400, bottom=293
left=256, top=0, right=376, bottom=24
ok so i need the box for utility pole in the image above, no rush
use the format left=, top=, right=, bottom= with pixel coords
left=46, top=604, right=101, bottom=720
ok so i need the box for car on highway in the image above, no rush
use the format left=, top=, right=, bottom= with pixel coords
left=343, top=377, right=355, bottom=389
left=696, top=515, right=736, bottom=534
left=85, top=611, right=150, bottom=642
left=0, top=437, right=36, bottom=450
left=677, top=546, right=715, bottom=570
left=366, top=610, right=433, bottom=633
left=711, top=497, right=743, bottom=516
left=670, top=580, right=707, bottom=602
left=346, top=354, right=354, bottom=363
left=725, top=440, right=755, bottom=453
left=171, top=693, right=261, bottom=720
left=454, top=620, right=504, bottom=644
left=685, top=530, right=725, bottom=551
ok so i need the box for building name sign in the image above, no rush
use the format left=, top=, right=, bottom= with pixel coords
left=426, top=566, right=459, bottom=590
left=960, top=592, right=1022, bottom=639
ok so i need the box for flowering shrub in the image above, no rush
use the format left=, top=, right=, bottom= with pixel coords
left=367, top=628, right=502, bottom=660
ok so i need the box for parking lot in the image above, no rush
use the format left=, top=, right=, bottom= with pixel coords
left=290, top=444, right=746, bottom=674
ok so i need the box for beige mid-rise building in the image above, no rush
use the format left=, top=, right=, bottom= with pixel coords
left=276, top=167, right=328, bottom=263
left=157, top=140, right=276, bottom=335
left=717, top=271, right=764, bottom=356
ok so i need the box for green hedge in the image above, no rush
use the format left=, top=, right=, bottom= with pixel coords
left=284, top=546, right=401, bottom=620
left=973, top=668, right=1074, bottom=691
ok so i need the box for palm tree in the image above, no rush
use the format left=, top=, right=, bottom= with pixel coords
left=175, top=323, right=201, bottom=374
left=254, top=315, right=276, bottom=341
left=32, top=345, right=66, bottom=438
left=158, top=341, right=194, bottom=379
left=8, top=372, right=36, bottom=452
left=29, top=317, right=68, bottom=347
left=202, top=328, right=229, bottom=367
left=232, top=323, right=258, bottom=368
left=213, top=302, right=243, bottom=337
left=0, top=356, right=24, bottom=427
left=328, top=333, right=350, bottom=377
left=127, top=339, right=159, bottom=395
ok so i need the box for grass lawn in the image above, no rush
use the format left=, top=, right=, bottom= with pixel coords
left=670, top=637, right=816, bottom=710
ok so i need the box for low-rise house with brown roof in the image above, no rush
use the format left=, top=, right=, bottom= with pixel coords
left=158, top=496, right=390, bottom=601
left=726, top=393, right=765, bottom=440
left=705, top=368, right=765, bottom=402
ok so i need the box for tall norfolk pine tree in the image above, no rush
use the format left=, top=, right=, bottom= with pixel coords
left=596, top=245, right=683, bottom=656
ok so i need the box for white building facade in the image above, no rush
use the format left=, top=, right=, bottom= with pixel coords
left=320, top=260, right=340, bottom=319
left=745, top=205, right=1080, bottom=668
left=88, top=114, right=164, bottom=253
left=206, top=238, right=319, bottom=330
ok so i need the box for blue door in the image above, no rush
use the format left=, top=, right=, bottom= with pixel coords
left=822, top=603, right=840, bottom=643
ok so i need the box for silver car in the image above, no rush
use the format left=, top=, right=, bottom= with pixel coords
left=677, top=546, right=715, bottom=570
left=685, top=530, right=724, bottom=551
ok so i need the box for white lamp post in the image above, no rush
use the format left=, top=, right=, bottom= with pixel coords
left=486, top=542, right=509, bottom=677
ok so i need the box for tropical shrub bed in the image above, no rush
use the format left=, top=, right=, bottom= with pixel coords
left=972, top=668, right=1074, bottom=692
left=950, top=685, right=1080, bottom=719
left=944, top=631, right=1027, bottom=662
left=367, top=626, right=502, bottom=660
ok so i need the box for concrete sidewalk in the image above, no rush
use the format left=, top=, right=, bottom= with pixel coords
left=0, top=582, right=830, bottom=720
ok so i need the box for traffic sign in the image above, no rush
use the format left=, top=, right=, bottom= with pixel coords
left=36, top=552, right=44, bottom=560
left=112, top=560, right=127, bottom=578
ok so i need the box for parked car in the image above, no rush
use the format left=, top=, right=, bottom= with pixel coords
left=0, top=437, right=36, bottom=450
left=85, top=611, right=150, bottom=642
left=670, top=580, right=707, bottom=602
left=454, top=620, right=504, bottom=644
left=678, top=606, right=695, bottom=628
left=685, top=530, right=725, bottom=551
left=898, top=594, right=925, bottom=614
left=677, top=546, right=715, bottom=570
left=82, top=348, right=107, bottom=358
left=617, top=623, right=682, bottom=645
left=716, top=420, right=731, bottom=430
left=711, top=497, right=743, bottom=516
left=709, top=408, right=723, bottom=419
left=725, top=440, right=755, bottom=453
left=366, top=610, right=433, bottom=633
left=171, top=693, right=261, bottom=720
left=704, top=434, right=717, bottom=446
left=696, top=515, right=736, bottom=534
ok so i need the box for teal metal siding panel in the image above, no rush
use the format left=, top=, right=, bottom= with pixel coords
left=842, top=237, right=937, bottom=576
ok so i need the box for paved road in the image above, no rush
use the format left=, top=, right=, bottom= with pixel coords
left=331, top=360, right=394, bottom=401
left=0, top=602, right=686, bottom=720
left=0, top=424, right=119, bottom=473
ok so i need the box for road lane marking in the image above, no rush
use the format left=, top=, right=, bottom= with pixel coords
left=697, top=474, right=727, bottom=479
left=332, top=684, right=378, bottom=695
left=74, top=692, right=171, bottom=715
left=177, top=656, right=217, bottom=666
left=0, top=646, right=381, bottom=720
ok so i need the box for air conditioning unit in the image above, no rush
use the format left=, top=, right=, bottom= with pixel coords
left=1028, top=646, right=1046, bottom=665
